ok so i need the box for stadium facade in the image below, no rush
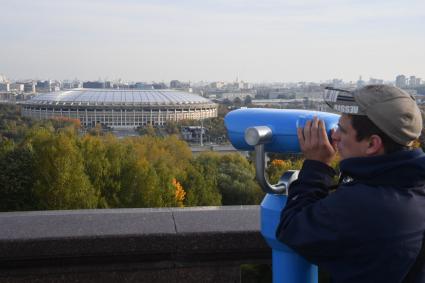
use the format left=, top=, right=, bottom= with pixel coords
left=21, top=89, right=218, bottom=128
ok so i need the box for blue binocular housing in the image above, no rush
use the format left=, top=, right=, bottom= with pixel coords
left=225, top=108, right=340, bottom=153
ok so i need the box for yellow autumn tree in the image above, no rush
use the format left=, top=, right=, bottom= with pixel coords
left=172, top=178, right=186, bottom=207
left=267, top=159, right=294, bottom=184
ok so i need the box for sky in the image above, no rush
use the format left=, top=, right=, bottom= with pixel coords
left=1, top=0, right=424, bottom=83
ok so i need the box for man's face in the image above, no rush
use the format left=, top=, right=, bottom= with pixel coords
left=331, top=114, right=370, bottom=161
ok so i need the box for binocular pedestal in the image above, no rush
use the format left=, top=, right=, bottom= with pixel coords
left=261, top=194, right=318, bottom=283
left=246, top=126, right=319, bottom=283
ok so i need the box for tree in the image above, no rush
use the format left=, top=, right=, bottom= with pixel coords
left=244, top=95, right=252, bottom=106
left=266, top=159, right=294, bottom=184
left=0, top=146, right=37, bottom=211
left=172, top=178, right=186, bottom=207
left=165, top=121, right=180, bottom=135
left=0, top=138, right=15, bottom=157
left=217, top=154, right=263, bottom=205
left=31, top=128, right=98, bottom=210
left=218, top=104, right=231, bottom=117
left=153, top=159, right=180, bottom=207
left=80, top=134, right=111, bottom=207
left=233, top=97, right=242, bottom=106
left=182, top=155, right=222, bottom=206
left=101, top=134, right=128, bottom=207
left=223, top=98, right=232, bottom=105
left=119, top=157, right=162, bottom=207
left=188, top=152, right=262, bottom=205
left=87, top=123, right=104, bottom=136
left=138, top=125, right=156, bottom=136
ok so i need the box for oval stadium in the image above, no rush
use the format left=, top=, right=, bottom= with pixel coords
left=21, top=89, right=218, bottom=128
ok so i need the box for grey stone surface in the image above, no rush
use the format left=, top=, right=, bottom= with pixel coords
left=0, top=208, right=176, bottom=239
left=0, top=208, right=178, bottom=261
left=0, top=206, right=271, bottom=282
left=171, top=206, right=268, bottom=260
left=172, top=205, right=260, bottom=233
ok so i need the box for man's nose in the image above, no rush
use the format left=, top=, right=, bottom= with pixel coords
left=331, top=128, right=340, bottom=142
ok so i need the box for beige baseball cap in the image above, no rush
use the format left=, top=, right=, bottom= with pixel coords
left=324, top=84, right=423, bottom=145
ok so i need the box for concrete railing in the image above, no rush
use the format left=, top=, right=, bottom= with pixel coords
left=0, top=206, right=271, bottom=283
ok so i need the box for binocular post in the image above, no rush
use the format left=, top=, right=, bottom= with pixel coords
left=245, top=126, right=318, bottom=283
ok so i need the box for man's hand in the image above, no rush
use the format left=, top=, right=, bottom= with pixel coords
left=297, top=116, right=337, bottom=165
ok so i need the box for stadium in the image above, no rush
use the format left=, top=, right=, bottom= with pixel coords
left=21, top=89, right=218, bottom=128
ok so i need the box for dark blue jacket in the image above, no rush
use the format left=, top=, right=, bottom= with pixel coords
left=276, top=149, right=425, bottom=283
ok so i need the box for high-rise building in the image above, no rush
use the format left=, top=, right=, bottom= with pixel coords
left=36, top=80, right=52, bottom=92
left=11, top=83, right=24, bottom=92
left=356, top=76, right=365, bottom=88
left=409, top=76, right=417, bottom=87
left=24, top=81, right=36, bottom=93
left=395, top=75, right=407, bottom=88
left=0, top=83, right=10, bottom=92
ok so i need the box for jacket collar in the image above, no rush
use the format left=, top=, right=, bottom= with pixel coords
left=339, top=149, right=425, bottom=187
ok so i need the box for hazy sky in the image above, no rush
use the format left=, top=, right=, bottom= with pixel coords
left=1, top=0, right=424, bottom=82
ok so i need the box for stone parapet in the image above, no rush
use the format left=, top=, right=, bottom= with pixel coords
left=0, top=206, right=271, bottom=282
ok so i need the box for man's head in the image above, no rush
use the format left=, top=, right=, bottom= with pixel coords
left=324, top=85, right=422, bottom=160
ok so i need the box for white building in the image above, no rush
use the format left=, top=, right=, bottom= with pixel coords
left=21, top=89, right=218, bottom=129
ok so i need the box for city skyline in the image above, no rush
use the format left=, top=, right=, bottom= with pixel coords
left=1, top=0, right=424, bottom=82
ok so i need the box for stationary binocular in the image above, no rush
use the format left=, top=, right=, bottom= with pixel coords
left=224, top=108, right=340, bottom=194
left=224, top=108, right=340, bottom=283
left=225, top=108, right=340, bottom=153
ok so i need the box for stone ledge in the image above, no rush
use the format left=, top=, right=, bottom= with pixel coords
left=0, top=206, right=271, bottom=282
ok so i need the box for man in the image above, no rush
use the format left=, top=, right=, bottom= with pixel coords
left=276, top=85, right=425, bottom=283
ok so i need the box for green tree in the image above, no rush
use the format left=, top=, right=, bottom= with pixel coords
left=101, top=134, right=128, bottom=207
left=204, top=117, right=227, bottom=143
left=119, top=135, right=193, bottom=207
left=244, top=95, right=252, bottom=106
left=182, top=154, right=222, bottom=206
left=0, top=138, right=15, bottom=157
left=80, top=134, right=111, bottom=207
left=119, top=157, right=162, bottom=207
left=233, top=97, right=242, bottom=106
left=165, top=121, right=180, bottom=135
left=217, top=153, right=263, bottom=205
left=31, top=128, right=98, bottom=210
left=0, top=146, right=37, bottom=211
left=138, top=125, right=156, bottom=136
left=153, top=159, right=179, bottom=207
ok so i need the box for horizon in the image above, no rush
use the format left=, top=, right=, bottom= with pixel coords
left=1, top=0, right=424, bottom=82
left=0, top=75, right=403, bottom=85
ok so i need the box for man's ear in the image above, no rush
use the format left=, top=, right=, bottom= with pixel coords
left=365, top=135, right=385, bottom=155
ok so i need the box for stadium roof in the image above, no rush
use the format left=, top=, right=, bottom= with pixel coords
left=24, top=89, right=214, bottom=107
